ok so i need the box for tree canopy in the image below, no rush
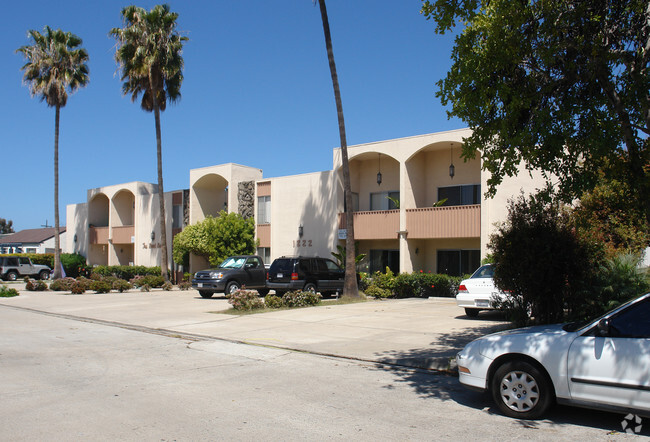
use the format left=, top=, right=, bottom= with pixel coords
left=172, top=212, right=257, bottom=268
left=422, top=0, right=650, bottom=223
left=0, top=218, right=14, bottom=234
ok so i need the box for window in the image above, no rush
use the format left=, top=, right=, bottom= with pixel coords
left=437, top=250, right=480, bottom=276
left=257, top=247, right=270, bottom=265
left=369, top=250, right=399, bottom=274
left=438, top=184, right=480, bottom=206
left=25, top=248, right=37, bottom=254
left=609, top=299, right=650, bottom=338
left=257, top=196, right=271, bottom=224
left=370, top=191, right=399, bottom=211
left=172, top=204, right=183, bottom=229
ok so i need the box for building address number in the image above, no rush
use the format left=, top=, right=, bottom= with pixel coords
left=293, top=239, right=313, bottom=248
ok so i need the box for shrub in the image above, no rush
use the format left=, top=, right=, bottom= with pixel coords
left=358, top=272, right=370, bottom=291
left=140, top=284, right=151, bottom=292
left=364, top=285, right=392, bottom=299
left=90, top=280, right=112, bottom=294
left=89, top=272, right=103, bottom=281
left=70, top=281, right=86, bottom=294
left=371, top=267, right=397, bottom=291
left=227, top=289, right=264, bottom=310
left=75, top=277, right=92, bottom=291
left=60, top=253, right=87, bottom=278
left=0, top=285, right=19, bottom=297
left=393, top=272, right=458, bottom=298
left=282, top=290, right=321, bottom=308
left=93, top=265, right=161, bottom=280
left=25, top=278, right=48, bottom=291
left=162, top=282, right=173, bottom=291
left=264, top=294, right=283, bottom=309
left=130, top=275, right=165, bottom=289
left=49, top=277, right=77, bottom=291
left=490, top=192, right=601, bottom=325
left=112, top=279, right=132, bottom=293
left=178, top=281, right=192, bottom=290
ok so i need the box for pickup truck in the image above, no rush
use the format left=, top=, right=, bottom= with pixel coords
left=192, top=255, right=268, bottom=298
left=0, top=256, right=51, bottom=281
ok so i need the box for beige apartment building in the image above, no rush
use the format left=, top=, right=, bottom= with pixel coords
left=66, top=129, right=547, bottom=276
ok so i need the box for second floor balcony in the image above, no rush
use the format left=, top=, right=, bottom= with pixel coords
left=406, top=204, right=480, bottom=239
left=338, top=210, right=400, bottom=240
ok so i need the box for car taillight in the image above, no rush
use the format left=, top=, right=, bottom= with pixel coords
left=266, top=271, right=269, bottom=281
left=291, top=272, right=298, bottom=280
left=458, top=284, right=468, bottom=293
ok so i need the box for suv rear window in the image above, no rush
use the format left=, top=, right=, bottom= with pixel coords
left=1, top=257, right=19, bottom=266
left=270, top=259, right=293, bottom=274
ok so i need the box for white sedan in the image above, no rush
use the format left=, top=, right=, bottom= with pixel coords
left=456, top=264, right=507, bottom=317
left=456, top=293, right=650, bottom=419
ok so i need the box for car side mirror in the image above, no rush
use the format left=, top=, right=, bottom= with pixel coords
left=597, top=318, right=610, bottom=337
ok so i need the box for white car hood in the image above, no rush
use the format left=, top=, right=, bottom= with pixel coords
left=477, top=324, right=575, bottom=359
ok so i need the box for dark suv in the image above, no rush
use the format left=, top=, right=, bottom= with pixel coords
left=192, top=255, right=268, bottom=298
left=266, top=256, right=345, bottom=296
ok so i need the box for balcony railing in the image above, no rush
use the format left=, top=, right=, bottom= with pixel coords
left=406, top=204, right=480, bottom=239
left=89, top=226, right=109, bottom=245
left=257, top=224, right=270, bottom=248
left=111, top=225, right=135, bottom=244
left=338, top=210, right=400, bottom=240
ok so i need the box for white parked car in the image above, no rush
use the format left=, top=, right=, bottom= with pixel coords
left=456, top=293, right=650, bottom=419
left=456, top=264, right=507, bottom=317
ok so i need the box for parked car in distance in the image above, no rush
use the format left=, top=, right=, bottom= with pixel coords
left=192, top=255, right=268, bottom=298
left=456, top=264, right=507, bottom=317
left=456, top=292, right=650, bottom=419
left=266, top=256, right=346, bottom=296
left=0, top=256, right=51, bottom=281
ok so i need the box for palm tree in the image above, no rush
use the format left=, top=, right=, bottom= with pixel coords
left=317, top=0, right=359, bottom=297
left=17, top=27, right=89, bottom=280
left=110, top=4, right=188, bottom=282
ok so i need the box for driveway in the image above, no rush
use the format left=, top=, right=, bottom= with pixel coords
left=0, top=286, right=510, bottom=371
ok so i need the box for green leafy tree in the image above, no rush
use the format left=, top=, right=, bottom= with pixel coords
left=172, top=211, right=257, bottom=268
left=421, top=0, right=650, bottom=224
left=331, top=243, right=366, bottom=269
left=489, top=192, right=600, bottom=325
left=17, top=27, right=89, bottom=279
left=0, top=219, right=14, bottom=234
left=317, top=0, right=359, bottom=298
left=110, top=4, right=188, bottom=282
left=571, top=171, right=650, bottom=259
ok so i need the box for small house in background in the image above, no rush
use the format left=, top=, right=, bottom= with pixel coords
left=0, top=227, right=67, bottom=254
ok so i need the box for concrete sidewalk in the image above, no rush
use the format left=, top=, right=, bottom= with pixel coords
left=0, top=286, right=509, bottom=372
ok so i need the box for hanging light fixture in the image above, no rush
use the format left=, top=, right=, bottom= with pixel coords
left=449, top=143, right=455, bottom=179
left=377, top=153, right=382, bottom=185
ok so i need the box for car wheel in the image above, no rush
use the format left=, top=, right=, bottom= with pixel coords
left=491, top=360, right=554, bottom=419
left=199, top=290, right=213, bottom=299
left=226, top=281, right=241, bottom=295
left=6, top=271, right=18, bottom=282
left=39, top=270, right=50, bottom=280
left=257, top=289, right=269, bottom=296
left=465, top=308, right=480, bottom=318
left=303, top=282, right=317, bottom=293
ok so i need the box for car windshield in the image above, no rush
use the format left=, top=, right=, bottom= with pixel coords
left=219, top=257, right=245, bottom=269
left=470, top=265, right=494, bottom=279
left=569, top=293, right=648, bottom=333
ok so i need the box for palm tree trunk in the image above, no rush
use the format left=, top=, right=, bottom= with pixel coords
left=319, top=0, right=359, bottom=298
left=151, top=74, right=170, bottom=282
left=53, top=105, right=62, bottom=280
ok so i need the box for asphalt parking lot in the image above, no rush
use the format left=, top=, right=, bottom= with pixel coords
left=0, top=285, right=510, bottom=371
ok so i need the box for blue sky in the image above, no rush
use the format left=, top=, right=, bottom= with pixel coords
left=3, top=0, right=463, bottom=231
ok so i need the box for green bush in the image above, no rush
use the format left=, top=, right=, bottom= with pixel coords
left=0, top=285, right=19, bottom=297
left=264, top=294, right=283, bottom=309
left=282, top=290, right=321, bottom=308
left=227, top=289, right=264, bottom=310
left=162, top=282, right=173, bottom=291
left=90, top=280, right=112, bottom=294
left=393, top=272, right=458, bottom=298
left=25, top=279, right=48, bottom=291
left=112, top=279, right=132, bottom=293
left=60, top=253, right=87, bottom=278
left=93, top=265, right=161, bottom=280
left=130, top=275, right=165, bottom=288
left=49, top=277, right=77, bottom=291
left=178, top=281, right=192, bottom=290
left=140, top=284, right=151, bottom=292
left=70, top=281, right=86, bottom=294
left=364, top=285, right=392, bottom=299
